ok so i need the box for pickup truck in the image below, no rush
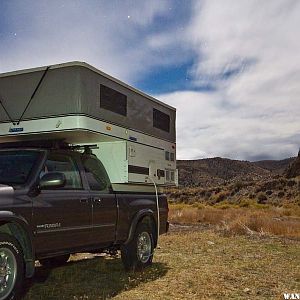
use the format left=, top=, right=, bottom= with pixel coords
left=0, top=143, right=169, bottom=299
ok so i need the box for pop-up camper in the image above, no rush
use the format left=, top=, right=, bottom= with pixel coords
left=0, top=62, right=177, bottom=189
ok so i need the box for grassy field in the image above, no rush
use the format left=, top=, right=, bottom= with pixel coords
left=23, top=226, right=299, bottom=299
left=169, top=203, right=300, bottom=239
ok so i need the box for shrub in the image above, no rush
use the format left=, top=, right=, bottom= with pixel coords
left=230, top=189, right=236, bottom=196
left=215, top=191, right=229, bottom=202
left=198, top=190, right=206, bottom=197
left=214, top=187, right=221, bottom=194
left=239, top=200, right=250, bottom=208
left=255, top=187, right=262, bottom=193
left=205, top=191, right=212, bottom=199
left=257, top=192, right=267, bottom=204
left=287, top=180, right=296, bottom=187
left=234, top=181, right=244, bottom=191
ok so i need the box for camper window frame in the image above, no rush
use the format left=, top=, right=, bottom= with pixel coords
left=100, top=84, right=127, bottom=117
left=153, top=108, right=170, bottom=132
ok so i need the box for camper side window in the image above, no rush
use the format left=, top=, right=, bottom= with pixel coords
left=153, top=108, right=170, bottom=132
left=82, top=156, right=111, bottom=191
left=100, top=84, right=127, bottom=116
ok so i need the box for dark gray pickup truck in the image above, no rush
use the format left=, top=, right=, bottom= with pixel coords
left=0, top=143, right=169, bottom=300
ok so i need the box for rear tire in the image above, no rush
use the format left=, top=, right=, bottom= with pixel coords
left=121, top=222, right=154, bottom=271
left=39, top=254, right=70, bottom=268
left=0, top=233, right=24, bottom=300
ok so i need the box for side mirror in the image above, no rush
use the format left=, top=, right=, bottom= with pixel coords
left=39, top=172, right=66, bottom=189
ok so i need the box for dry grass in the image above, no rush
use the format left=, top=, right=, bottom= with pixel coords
left=169, top=204, right=300, bottom=238
left=23, top=228, right=300, bottom=299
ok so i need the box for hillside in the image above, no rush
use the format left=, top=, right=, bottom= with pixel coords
left=177, top=156, right=297, bottom=187
left=253, top=157, right=296, bottom=174
left=168, top=156, right=300, bottom=208
left=177, top=157, right=272, bottom=187
left=285, top=154, right=300, bottom=178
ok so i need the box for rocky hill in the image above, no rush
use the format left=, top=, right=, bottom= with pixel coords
left=285, top=153, right=300, bottom=178
left=177, top=157, right=295, bottom=187
left=168, top=156, right=300, bottom=207
left=177, top=157, right=269, bottom=187
left=253, top=157, right=296, bottom=174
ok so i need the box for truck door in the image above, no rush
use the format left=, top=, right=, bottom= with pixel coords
left=81, top=155, right=117, bottom=246
left=33, top=152, right=93, bottom=255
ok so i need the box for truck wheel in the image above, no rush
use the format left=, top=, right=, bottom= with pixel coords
left=0, top=233, right=24, bottom=300
left=121, top=222, right=154, bottom=271
left=39, top=254, right=70, bottom=268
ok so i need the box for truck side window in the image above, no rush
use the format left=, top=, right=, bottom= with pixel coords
left=82, top=156, right=111, bottom=191
left=42, top=153, right=82, bottom=189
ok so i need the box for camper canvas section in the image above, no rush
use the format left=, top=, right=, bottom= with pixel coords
left=0, top=61, right=176, bottom=143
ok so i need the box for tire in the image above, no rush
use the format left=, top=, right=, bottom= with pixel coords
left=0, top=233, right=24, bottom=300
left=39, top=254, right=70, bottom=268
left=121, top=222, right=154, bottom=272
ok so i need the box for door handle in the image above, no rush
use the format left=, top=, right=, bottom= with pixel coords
left=93, top=198, right=102, bottom=204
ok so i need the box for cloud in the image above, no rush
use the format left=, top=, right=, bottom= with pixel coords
left=0, top=0, right=189, bottom=82
left=158, top=0, right=300, bottom=160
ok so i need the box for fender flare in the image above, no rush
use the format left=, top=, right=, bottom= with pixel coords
left=0, top=211, right=35, bottom=278
left=124, top=209, right=157, bottom=246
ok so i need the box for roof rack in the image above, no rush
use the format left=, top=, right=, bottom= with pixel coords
left=0, top=140, right=66, bottom=149
left=0, top=140, right=98, bottom=151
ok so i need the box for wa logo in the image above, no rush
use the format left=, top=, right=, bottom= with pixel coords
left=283, top=293, right=300, bottom=299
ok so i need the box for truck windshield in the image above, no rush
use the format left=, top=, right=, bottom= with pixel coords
left=0, top=150, right=40, bottom=185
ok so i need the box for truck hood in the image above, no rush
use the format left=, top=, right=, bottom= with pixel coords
left=0, top=184, right=14, bottom=197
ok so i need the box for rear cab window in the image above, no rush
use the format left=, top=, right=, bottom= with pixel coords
left=81, top=155, right=111, bottom=192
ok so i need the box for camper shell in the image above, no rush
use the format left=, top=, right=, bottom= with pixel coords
left=0, top=62, right=177, bottom=188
